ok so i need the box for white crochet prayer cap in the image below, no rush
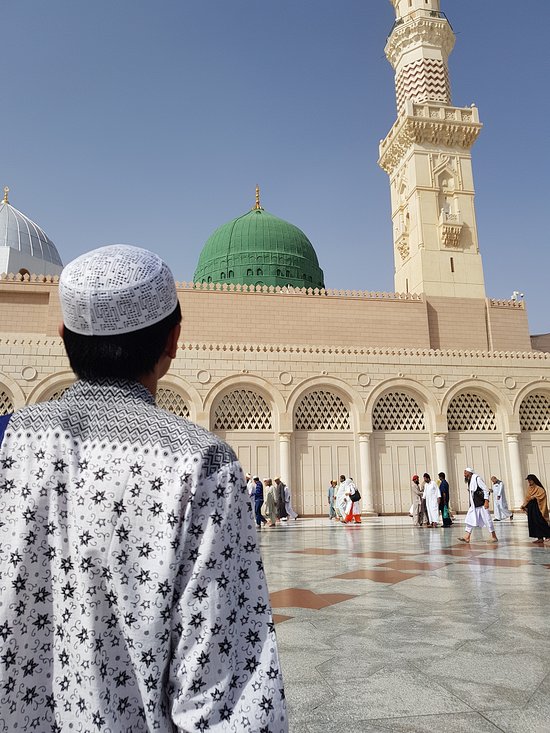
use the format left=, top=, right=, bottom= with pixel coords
left=59, top=244, right=178, bottom=336
left=465, top=467, right=474, bottom=473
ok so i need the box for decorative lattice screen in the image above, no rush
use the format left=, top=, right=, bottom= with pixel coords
left=372, top=392, right=425, bottom=431
left=157, top=388, right=190, bottom=418
left=294, top=391, right=351, bottom=430
left=520, top=393, right=550, bottom=431
left=0, top=391, right=14, bottom=415
left=447, top=393, right=496, bottom=431
left=213, top=390, right=272, bottom=430
left=48, top=387, right=70, bottom=401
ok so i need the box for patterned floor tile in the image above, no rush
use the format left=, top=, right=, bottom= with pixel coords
left=269, top=587, right=357, bottom=609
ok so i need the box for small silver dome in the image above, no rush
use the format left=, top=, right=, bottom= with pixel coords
left=0, top=188, right=62, bottom=269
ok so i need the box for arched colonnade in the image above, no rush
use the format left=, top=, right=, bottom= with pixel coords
left=1, top=373, right=549, bottom=515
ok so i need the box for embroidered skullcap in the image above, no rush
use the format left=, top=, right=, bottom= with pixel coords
left=465, top=467, right=474, bottom=473
left=59, top=244, right=178, bottom=336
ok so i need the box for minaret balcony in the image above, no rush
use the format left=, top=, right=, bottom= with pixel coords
left=439, top=210, right=463, bottom=248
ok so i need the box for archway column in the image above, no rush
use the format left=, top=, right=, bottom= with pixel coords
left=506, top=433, right=524, bottom=509
left=434, top=433, right=449, bottom=479
left=278, top=432, right=292, bottom=486
left=358, top=432, right=375, bottom=513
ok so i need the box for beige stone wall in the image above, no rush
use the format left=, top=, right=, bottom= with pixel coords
left=531, top=333, right=550, bottom=353
left=0, top=277, right=548, bottom=515
left=0, top=278, right=532, bottom=352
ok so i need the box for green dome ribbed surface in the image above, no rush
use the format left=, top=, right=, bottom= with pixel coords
left=194, top=208, right=325, bottom=289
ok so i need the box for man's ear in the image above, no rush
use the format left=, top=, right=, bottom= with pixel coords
left=58, top=323, right=65, bottom=338
left=165, top=323, right=181, bottom=359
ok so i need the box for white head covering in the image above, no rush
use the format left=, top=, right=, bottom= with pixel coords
left=465, top=467, right=474, bottom=474
left=59, top=244, right=178, bottom=336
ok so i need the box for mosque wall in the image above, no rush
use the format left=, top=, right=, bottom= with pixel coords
left=0, top=277, right=532, bottom=352
left=1, top=312, right=549, bottom=516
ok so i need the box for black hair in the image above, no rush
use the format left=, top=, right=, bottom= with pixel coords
left=438, top=472, right=445, bottom=479
left=423, top=472, right=430, bottom=480
left=526, top=473, right=544, bottom=489
left=62, top=302, right=181, bottom=381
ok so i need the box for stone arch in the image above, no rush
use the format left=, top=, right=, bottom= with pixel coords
left=518, top=392, right=550, bottom=433
left=443, top=381, right=509, bottom=513
left=442, top=380, right=510, bottom=433
left=213, top=390, right=273, bottom=431
left=157, top=375, right=201, bottom=423
left=288, top=378, right=361, bottom=516
left=513, top=382, right=550, bottom=426
left=204, top=376, right=281, bottom=486
left=27, top=371, right=76, bottom=404
left=514, top=382, right=550, bottom=488
left=365, top=378, right=439, bottom=433
left=0, top=373, right=27, bottom=412
left=204, top=375, right=284, bottom=432
left=365, top=379, right=438, bottom=514
left=287, top=377, right=364, bottom=433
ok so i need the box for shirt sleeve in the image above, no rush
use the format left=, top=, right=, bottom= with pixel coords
left=476, top=476, right=490, bottom=500
left=168, top=448, right=288, bottom=732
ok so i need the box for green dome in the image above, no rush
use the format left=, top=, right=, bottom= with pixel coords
left=194, top=207, right=325, bottom=289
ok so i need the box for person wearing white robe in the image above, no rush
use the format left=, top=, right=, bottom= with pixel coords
left=460, top=467, right=499, bottom=543
left=491, top=475, right=513, bottom=521
left=422, top=473, right=440, bottom=527
left=335, top=474, right=351, bottom=522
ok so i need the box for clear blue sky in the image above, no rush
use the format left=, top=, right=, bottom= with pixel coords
left=3, top=0, right=549, bottom=334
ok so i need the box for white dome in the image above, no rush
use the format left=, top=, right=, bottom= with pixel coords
left=0, top=194, right=62, bottom=269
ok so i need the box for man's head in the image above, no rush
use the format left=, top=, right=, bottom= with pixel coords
left=464, top=467, right=474, bottom=483
left=264, top=478, right=272, bottom=487
left=438, top=472, right=445, bottom=480
left=59, top=245, right=181, bottom=382
left=274, top=477, right=281, bottom=485
left=423, top=472, right=430, bottom=482
left=339, top=475, right=346, bottom=482
left=490, top=475, right=498, bottom=484
left=331, top=480, right=337, bottom=487
left=412, top=474, right=419, bottom=484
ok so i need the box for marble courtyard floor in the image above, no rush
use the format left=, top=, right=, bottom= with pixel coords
left=260, top=516, right=550, bottom=733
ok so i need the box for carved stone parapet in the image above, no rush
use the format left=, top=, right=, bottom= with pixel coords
left=385, top=16, right=455, bottom=69
left=439, top=210, right=463, bottom=248
left=379, top=105, right=482, bottom=175
left=395, top=233, right=410, bottom=260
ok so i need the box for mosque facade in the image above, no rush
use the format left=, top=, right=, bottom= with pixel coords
left=0, top=0, right=549, bottom=515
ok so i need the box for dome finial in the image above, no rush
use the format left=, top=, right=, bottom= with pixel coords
left=254, top=184, right=262, bottom=211
left=3, top=186, right=9, bottom=204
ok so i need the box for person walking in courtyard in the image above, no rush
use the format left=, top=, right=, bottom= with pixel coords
left=520, top=474, right=550, bottom=544
left=328, top=479, right=337, bottom=519
left=344, top=477, right=362, bottom=523
left=422, top=473, right=440, bottom=528
left=275, top=476, right=298, bottom=520
left=411, top=474, right=423, bottom=526
left=490, top=475, right=513, bottom=522
left=264, top=478, right=278, bottom=526
left=273, top=475, right=288, bottom=522
left=0, top=244, right=287, bottom=732
left=438, top=472, right=453, bottom=527
left=460, top=466, right=498, bottom=543
left=254, top=475, right=268, bottom=529
left=335, top=474, right=350, bottom=522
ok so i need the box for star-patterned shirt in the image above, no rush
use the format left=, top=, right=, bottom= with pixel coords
left=0, top=379, right=287, bottom=732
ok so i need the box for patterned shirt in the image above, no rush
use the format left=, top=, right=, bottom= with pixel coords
left=0, top=379, right=287, bottom=732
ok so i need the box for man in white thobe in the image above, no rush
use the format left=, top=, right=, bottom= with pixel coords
left=460, top=466, right=499, bottom=543
left=0, top=245, right=287, bottom=732
left=422, top=472, right=441, bottom=527
left=491, top=475, right=513, bottom=521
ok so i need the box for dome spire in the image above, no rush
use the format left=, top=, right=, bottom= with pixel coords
left=3, top=186, right=9, bottom=204
left=254, top=184, right=263, bottom=211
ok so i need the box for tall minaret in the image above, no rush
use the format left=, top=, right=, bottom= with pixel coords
left=379, top=0, right=485, bottom=298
